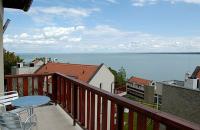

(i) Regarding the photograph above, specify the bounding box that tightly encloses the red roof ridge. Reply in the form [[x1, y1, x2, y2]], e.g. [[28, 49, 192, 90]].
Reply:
[[128, 76, 153, 86]]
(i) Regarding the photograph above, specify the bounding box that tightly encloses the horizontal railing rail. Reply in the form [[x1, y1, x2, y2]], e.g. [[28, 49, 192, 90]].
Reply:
[[5, 73, 200, 130]]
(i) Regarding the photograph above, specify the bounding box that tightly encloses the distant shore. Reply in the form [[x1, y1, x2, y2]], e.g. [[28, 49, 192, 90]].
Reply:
[[17, 52, 200, 55]]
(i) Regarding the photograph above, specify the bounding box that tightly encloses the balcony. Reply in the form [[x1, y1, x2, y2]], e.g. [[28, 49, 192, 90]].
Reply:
[[4, 73, 200, 130]]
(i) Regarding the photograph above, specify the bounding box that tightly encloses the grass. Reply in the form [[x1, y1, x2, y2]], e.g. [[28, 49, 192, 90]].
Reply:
[[123, 112, 153, 130], [123, 94, 161, 109]]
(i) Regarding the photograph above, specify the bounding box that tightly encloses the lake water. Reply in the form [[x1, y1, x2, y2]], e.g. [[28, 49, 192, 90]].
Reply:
[[18, 53, 200, 81]]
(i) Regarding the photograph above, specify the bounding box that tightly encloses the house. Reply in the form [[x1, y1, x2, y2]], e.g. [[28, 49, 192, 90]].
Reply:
[[184, 66, 200, 90], [126, 76, 155, 99], [35, 62, 115, 93], [11, 59, 44, 75], [126, 76, 163, 106]]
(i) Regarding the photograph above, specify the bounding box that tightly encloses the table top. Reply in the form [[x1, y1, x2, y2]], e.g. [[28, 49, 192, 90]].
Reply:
[[12, 96, 50, 108]]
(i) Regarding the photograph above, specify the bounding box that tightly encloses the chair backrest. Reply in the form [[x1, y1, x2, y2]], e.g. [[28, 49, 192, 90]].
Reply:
[[0, 112, 22, 129], [0, 91, 19, 106]]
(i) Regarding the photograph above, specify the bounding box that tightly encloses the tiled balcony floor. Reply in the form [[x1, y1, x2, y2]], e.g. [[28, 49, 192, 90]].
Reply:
[[34, 105, 82, 130]]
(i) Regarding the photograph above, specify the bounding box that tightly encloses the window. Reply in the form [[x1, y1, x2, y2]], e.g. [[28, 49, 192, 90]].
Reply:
[[100, 83, 102, 89]]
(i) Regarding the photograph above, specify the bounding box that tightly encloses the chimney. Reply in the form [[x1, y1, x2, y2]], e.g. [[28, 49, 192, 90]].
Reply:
[[17, 62, 23, 68], [44, 57, 48, 64], [185, 72, 190, 81]]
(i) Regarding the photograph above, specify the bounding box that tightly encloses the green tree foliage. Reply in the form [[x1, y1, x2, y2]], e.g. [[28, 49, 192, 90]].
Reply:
[[109, 66, 127, 86], [4, 49, 23, 75], [118, 66, 126, 85]]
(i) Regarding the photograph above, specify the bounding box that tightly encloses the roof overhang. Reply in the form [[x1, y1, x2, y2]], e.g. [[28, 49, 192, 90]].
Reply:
[[3, 0, 33, 12]]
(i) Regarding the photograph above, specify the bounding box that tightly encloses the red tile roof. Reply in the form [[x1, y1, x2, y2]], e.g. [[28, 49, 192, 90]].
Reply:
[[191, 66, 200, 79], [128, 76, 152, 86], [35, 62, 100, 82]]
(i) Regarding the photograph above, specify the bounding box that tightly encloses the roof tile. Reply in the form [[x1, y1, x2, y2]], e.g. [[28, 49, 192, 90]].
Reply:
[[128, 76, 152, 86], [35, 62, 99, 82]]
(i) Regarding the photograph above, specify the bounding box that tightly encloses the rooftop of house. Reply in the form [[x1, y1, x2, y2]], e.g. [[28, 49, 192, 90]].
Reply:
[[191, 66, 200, 79], [162, 80, 184, 86], [35, 62, 102, 82], [32, 59, 43, 64], [128, 76, 152, 86]]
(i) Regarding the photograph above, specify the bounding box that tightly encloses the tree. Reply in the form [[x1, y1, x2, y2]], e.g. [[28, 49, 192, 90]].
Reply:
[[117, 67, 126, 85], [109, 66, 127, 86], [4, 49, 23, 75]]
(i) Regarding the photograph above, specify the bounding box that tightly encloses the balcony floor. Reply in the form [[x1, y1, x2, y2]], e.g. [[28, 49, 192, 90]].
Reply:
[[33, 105, 82, 130]]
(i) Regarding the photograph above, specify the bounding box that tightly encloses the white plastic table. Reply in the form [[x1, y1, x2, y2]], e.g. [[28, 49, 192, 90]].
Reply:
[[12, 96, 50, 116]]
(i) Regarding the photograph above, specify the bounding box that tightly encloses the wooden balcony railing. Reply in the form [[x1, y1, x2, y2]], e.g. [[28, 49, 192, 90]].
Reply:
[[5, 73, 200, 130]]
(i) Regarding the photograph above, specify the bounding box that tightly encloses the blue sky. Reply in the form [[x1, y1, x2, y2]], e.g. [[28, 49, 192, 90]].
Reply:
[[3, 0, 200, 53]]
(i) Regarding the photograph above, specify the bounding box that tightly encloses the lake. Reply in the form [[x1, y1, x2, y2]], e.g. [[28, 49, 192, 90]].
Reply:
[[18, 53, 200, 81]]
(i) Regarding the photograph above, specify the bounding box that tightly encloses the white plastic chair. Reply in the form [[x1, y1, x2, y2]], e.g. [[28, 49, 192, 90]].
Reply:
[[0, 91, 27, 113], [0, 111, 38, 130]]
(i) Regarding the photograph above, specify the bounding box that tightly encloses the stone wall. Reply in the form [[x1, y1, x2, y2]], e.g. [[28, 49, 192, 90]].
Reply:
[[161, 84, 200, 124], [144, 85, 154, 104]]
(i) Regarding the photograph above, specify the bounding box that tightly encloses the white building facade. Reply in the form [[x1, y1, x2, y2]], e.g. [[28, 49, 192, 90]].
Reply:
[[11, 60, 44, 75]]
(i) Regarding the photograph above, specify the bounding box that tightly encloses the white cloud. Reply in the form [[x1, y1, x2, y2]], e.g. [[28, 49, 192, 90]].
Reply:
[[131, 0, 200, 6], [106, 0, 119, 4], [29, 7, 100, 18], [131, 0, 158, 6], [20, 6, 100, 25], [4, 25, 200, 53]]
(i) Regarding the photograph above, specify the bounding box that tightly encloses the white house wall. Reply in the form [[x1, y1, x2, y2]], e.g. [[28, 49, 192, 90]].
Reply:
[[11, 66, 41, 75], [89, 64, 114, 92]]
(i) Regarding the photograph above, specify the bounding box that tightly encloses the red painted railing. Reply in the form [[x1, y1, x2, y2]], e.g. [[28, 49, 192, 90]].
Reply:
[[5, 73, 200, 130]]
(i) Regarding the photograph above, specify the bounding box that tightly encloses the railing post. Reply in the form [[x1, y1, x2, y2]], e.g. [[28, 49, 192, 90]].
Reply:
[[72, 83, 78, 126], [128, 110, 134, 130], [63, 79, 66, 108], [38, 76, 44, 95], [102, 97, 108, 130], [16, 78, 19, 93], [110, 102, 115, 130], [137, 112, 147, 130], [87, 90, 91, 129], [32, 77, 34, 95], [23, 77, 28, 96], [153, 120, 160, 130], [97, 95, 101, 130], [67, 80, 71, 113], [46, 76, 49, 95], [52, 74, 58, 104], [81, 87, 85, 126], [7, 77, 13, 91], [90, 92, 95, 130], [166, 126, 177, 130], [116, 104, 124, 130]]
